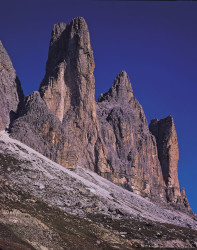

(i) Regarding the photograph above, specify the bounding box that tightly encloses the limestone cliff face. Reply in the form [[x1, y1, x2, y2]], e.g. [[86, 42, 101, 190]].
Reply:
[[10, 91, 64, 162], [8, 17, 190, 211], [149, 116, 179, 188], [149, 117, 190, 209], [39, 17, 96, 123], [10, 17, 98, 170], [96, 71, 166, 202], [40, 17, 97, 169], [0, 41, 24, 131]]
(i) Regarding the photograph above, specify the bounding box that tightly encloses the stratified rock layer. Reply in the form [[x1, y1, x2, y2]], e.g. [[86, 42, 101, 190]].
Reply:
[[0, 41, 24, 131]]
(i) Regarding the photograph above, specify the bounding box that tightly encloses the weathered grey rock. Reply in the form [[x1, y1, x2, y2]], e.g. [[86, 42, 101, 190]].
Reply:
[[149, 116, 179, 188], [98, 71, 133, 103], [149, 116, 190, 209], [39, 17, 98, 169], [10, 91, 77, 169], [1, 131, 197, 249], [0, 41, 24, 131], [10, 91, 62, 161], [9, 17, 191, 211], [10, 18, 98, 170], [96, 71, 166, 202]]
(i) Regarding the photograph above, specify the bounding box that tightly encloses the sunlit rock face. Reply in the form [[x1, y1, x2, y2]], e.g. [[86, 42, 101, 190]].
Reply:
[[8, 17, 191, 211], [40, 17, 96, 123], [38, 17, 98, 169], [10, 17, 99, 170], [96, 71, 166, 203], [149, 117, 190, 209], [0, 41, 24, 131]]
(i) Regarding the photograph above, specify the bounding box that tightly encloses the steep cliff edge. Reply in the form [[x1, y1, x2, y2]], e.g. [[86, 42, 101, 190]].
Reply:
[[10, 91, 65, 163], [149, 116, 190, 210], [0, 41, 24, 131], [39, 17, 98, 169], [7, 17, 191, 211], [96, 71, 166, 203]]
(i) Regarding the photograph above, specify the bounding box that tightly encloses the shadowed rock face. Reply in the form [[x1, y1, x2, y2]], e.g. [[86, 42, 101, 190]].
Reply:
[[10, 17, 98, 170], [39, 17, 98, 169], [8, 17, 191, 211], [39, 17, 96, 123], [149, 117, 190, 209], [98, 71, 134, 103], [149, 116, 179, 188], [96, 71, 166, 202], [0, 41, 24, 131], [10, 91, 64, 162]]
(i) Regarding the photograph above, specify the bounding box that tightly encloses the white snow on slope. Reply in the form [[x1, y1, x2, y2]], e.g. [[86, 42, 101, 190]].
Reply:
[[0, 131, 196, 230]]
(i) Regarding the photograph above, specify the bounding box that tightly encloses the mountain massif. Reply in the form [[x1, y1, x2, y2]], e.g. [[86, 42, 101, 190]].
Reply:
[[0, 17, 196, 248], [0, 17, 197, 249], [1, 17, 189, 211]]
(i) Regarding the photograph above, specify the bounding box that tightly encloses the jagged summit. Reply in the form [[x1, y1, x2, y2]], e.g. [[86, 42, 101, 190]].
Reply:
[[149, 115, 190, 208], [70, 16, 88, 29], [0, 17, 190, 213], [25, 16, 97, 169], [39, 16, 95, 122], [98, 71, 133, 103], [149, 115, 179, 188], [49, 17, 88, 49], [50, 22, 67, 45], [0, 16, 196, 250]]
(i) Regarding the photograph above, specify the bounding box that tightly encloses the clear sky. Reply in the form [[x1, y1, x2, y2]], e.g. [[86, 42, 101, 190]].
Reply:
[[0, 0, 196, 213]]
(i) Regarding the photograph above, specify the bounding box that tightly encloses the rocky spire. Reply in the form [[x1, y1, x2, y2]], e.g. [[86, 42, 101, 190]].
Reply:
[[149, 116, 179, 188], [96, 72, 166, 203], [149, 116, 190, 209], [39, 17, 97, 168], [39, 17, 96, 122], [8, 17, 191, 212], [0, 41, 24, 131], [98, 71, 133, 103]]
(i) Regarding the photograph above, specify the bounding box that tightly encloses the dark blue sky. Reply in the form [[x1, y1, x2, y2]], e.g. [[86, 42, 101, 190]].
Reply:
[[0, 0, 196, 213]]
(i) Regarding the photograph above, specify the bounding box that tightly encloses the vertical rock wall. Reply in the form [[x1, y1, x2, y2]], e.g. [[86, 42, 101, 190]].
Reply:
[[39, 17, 98, 169], [96, 71, 166, 202], [149, 117, 190, 209], [0, 41, 24, 131], [7, 17, 191, 211]]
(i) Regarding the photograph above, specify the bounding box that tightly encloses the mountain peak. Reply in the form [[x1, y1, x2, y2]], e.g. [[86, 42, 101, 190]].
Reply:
[[98, 71, 133, 103], [149, 115, 180, 189], [71, 16, 87, 26], [114, 70, 133, 90], [2, 17, 191, 215], [50, 17, 88, 45], [39, 16, 95, 122]]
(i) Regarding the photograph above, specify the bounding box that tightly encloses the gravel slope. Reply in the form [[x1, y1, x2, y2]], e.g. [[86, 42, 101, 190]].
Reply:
[[0, 131, 197, 249]]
